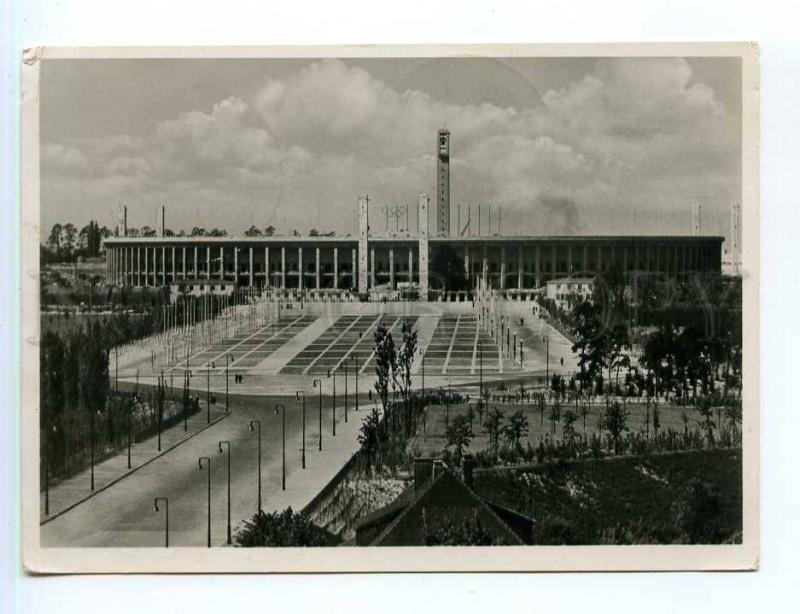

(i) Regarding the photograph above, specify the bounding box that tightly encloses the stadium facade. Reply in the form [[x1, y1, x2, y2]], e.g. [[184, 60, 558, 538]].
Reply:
[[103, 130, 723, 297]]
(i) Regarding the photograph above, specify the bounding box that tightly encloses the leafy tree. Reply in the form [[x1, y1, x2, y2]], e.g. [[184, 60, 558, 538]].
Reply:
[[548, 403, 560, 435], [358, 409, 383, 473], [264, 225, 276, 236], [244, 225, 262, 237], [483, 408, 504, 461], [562, 409, 579, 448], [47, 223, 63, 254], [570, 300, 608, 387], [393, 324, 418, 436], [696, 398, 716, 447], [652, 406, 661, 439], [372, 322, 396, 417], [502, 409, 529, 453], [725, 403, 742, 440], [62, 223, 77, 253], [680, 409, 690, 437], [309, 228, 320, 237], [602, 401, 629, 454], [579, 404, 590, 436], [446, 413, 473, 465], [235, 507, 338, 547], [190, 227, 207, 237]]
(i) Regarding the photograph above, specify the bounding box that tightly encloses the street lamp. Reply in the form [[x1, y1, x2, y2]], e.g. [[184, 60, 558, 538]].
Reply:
[[206, 361, 213, 424], [443, 383, 450, 432], [127, 392, 133, 469], [225, 353, 233, 413], [275, 404, 286, 490], [218, 440, 232, 545], [327, 369, 337, 437], [249, 420, 262, 512], [351, 354, 360, 413], [183, 370, 192, 431], [90, 409, 99, 492], [295, 391, 306, 469], [313, 379, 322, 451], [343, 360, 349, 424], [153, 496, 169, 548], [157, 372, 164, 452], [197, 456, 211, 547]]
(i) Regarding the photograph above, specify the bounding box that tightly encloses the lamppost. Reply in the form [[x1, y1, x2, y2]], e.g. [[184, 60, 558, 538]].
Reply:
[[295, 391, 306, 469], [157, 372, 164, 452], [153, 496, 169, 548], [275, 404, 286, 490], [313, 379, 322, 451], [114, 346, 119, 391], [225, 354, 233, 413], [183, 370, 192, 431], [206, 360, 212, 424], [420, 346, 427, 442], [327, 369, 336, 437], [351, 354, 359, 413], [443, 381, 450, 432], [249, 420, 262, 512], [90, 408, 98, 492], [343, 360, 349, 424], [197, 456, 211, 547], [218, 440, 232, 545], [420, 347, 425, 400], [127, 392, 133, 469]]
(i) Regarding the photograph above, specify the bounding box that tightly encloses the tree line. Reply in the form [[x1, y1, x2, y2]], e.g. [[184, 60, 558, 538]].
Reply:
[[562, 270, 742, 403], [43, 221, 109, 264]]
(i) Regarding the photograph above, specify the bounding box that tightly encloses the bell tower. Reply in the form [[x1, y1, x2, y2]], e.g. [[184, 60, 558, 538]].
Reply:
[[436, 128, 450, 236]]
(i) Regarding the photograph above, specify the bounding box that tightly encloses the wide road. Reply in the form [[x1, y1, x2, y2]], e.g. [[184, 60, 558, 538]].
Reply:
[[41, 391, 366, 547]]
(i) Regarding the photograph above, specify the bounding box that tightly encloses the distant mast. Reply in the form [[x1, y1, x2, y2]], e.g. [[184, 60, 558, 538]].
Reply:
[[731, 201, 741, 275], [436, 128, 450, 236]]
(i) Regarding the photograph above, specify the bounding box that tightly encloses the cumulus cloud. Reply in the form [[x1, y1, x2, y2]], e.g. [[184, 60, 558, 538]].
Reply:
[[41, 58, 738, 237]]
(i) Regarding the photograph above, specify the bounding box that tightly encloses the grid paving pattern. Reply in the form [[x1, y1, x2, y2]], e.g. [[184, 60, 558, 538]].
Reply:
[[169, 314, 317, 374], [420, 315, 501, 375], [280, 314, 419, 376]]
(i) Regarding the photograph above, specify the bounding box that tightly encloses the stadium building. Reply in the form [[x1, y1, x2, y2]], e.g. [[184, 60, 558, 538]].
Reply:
[[103, 129, 723, 299]]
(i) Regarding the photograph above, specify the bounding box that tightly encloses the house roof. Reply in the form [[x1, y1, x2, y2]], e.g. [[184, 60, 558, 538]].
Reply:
[[356, 463, 533, 546]]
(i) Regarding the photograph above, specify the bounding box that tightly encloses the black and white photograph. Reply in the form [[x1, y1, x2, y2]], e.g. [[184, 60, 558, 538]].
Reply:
[[20, 44, 759, 572]]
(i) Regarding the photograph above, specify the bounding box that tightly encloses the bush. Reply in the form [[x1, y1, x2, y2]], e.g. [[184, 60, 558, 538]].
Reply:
[[235, 507, 339, 547], [534, 514, 579, 545], [423, 510, 507, 546], [673, 479, 726, 544]]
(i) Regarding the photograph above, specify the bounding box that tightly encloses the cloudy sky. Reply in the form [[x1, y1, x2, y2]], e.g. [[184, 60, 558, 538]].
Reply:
[[40, 56, 741, 240]]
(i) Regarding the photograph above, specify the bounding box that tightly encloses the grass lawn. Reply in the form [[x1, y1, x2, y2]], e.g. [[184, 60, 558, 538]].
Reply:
[[472, 448, 742, 544]]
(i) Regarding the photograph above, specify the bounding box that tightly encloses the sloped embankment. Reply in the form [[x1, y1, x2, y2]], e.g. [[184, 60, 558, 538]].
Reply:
[[473, 448, 742, 545]]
